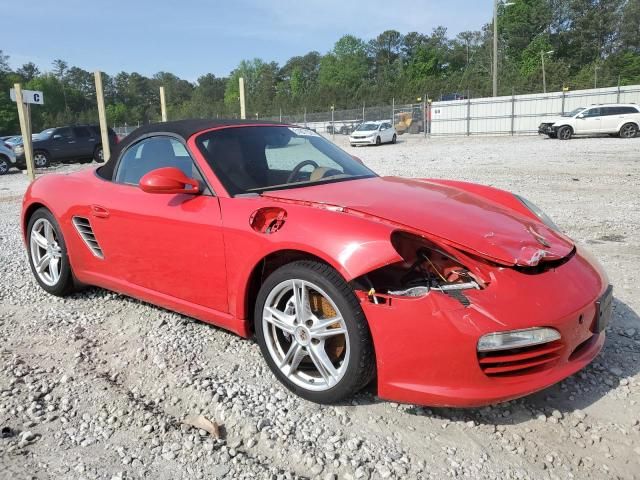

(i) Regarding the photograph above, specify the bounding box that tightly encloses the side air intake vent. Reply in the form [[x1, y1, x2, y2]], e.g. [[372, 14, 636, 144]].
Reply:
[[72, 217, 104, 259]]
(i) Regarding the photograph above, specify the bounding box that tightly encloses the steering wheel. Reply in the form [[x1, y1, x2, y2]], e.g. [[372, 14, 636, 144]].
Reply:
[[287, 160, 319, 183]]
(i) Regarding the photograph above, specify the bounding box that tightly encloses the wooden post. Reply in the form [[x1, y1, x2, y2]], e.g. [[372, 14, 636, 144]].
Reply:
[[94, 71, 111, 162], [159, 86, 167, 122], [239, 77, 246, 119], [14, 84, 35, 181]]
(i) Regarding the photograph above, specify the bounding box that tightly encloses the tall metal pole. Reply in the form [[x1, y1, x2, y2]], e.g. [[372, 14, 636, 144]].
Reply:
[[594, 66, 598, 89], [423, 94, 427, 138], [94, 71, 111, 163], [331, 106, 335, 139], [541, 52, 547, 94], [493, 0, 498, 97], [391, 97, 395, 123]]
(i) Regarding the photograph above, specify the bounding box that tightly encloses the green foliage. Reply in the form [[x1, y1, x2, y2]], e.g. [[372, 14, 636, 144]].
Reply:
[[1, 0, 640, 135]]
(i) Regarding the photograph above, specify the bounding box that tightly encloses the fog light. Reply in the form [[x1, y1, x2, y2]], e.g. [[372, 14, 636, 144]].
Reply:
[[477, 327, 561, 352]]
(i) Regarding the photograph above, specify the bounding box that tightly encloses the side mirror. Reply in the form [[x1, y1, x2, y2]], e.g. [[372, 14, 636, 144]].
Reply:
[[53, 134, 62, 139], [139, 167, 200, 195], [577, 114, 585, 119]]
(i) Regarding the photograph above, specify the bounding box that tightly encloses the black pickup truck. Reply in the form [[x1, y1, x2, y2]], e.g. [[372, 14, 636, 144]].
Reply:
[[14, 125, 118, 168]]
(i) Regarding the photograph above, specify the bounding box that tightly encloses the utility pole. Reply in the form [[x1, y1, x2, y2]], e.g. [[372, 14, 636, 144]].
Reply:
[[541, 50, 553, 94], [493, 0, 515, 97], [493, 0, 498, 97]]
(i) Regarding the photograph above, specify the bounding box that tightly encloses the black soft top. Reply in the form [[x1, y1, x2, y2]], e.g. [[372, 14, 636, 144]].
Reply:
[[98, 118, 284, 181]]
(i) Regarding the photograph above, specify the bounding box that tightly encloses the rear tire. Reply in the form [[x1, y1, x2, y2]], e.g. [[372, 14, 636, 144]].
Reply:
[[557, 126, 573, 140], [33, 150, 50, 168], [255, 260, 375, 404], [26, 208, 75, 297], [619, 123, 638, 139], [94, 146, 104, 163]]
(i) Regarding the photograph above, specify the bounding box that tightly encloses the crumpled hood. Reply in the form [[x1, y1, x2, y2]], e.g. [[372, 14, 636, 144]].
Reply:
[[263, 176, 574, 267]]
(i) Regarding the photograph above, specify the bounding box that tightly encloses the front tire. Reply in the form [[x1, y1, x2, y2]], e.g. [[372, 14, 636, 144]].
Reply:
[[33, 150, 50, 168], [255, 261, 375, 404], [27, 208, 75, 296], [375, 136, 381, 146], [0, 157, 10, 175], [391, 134, 397, 144], [557, 126, 573, 140], [619, 123, 638, 139]]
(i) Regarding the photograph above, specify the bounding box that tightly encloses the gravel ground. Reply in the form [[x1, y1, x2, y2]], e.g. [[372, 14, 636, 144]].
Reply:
[[1, 134, 639, 479]]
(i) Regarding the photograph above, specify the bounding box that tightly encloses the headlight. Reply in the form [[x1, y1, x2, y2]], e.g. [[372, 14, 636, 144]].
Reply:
[[515, 195, 559, 231], [14, 145, 24, 154], [477, 327, 561, 352]]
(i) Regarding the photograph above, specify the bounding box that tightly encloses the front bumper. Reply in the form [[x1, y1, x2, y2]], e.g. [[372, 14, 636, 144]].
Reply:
[[360, 246, 609, 407], [350, 136, 376, 145], [538, 123, 555, 135]]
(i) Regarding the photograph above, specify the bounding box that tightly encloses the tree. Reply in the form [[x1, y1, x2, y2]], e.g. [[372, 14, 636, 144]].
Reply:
[[17, 62, 40, 82]]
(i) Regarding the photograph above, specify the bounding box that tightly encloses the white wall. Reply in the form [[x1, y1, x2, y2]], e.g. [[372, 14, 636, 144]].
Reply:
[[430, 85, 640, 136]]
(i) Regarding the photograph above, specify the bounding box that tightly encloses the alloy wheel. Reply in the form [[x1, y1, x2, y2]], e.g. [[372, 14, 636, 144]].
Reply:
[[29, 218, 63, 286], [0, 159, 9, 175], [620, 124, 637, 138], [34, 153, 48, 168], [262, 279, 350, 391]]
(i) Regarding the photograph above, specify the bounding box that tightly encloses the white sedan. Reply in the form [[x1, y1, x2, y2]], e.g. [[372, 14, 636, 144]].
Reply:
[[350, 121, 397, 146]]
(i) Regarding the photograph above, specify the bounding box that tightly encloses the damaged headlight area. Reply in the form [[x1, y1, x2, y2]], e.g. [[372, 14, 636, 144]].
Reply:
[[353, 231, 484, 305]]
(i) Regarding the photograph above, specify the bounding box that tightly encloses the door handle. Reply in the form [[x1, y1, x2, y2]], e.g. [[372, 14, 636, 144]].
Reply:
[[91, 205, 110, 218]]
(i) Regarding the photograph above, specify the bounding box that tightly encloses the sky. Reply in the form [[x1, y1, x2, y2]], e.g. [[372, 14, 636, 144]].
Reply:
[[1, 0, 492, 81]]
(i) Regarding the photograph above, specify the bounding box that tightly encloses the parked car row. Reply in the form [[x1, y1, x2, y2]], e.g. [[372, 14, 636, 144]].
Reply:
[[539, 103, 640, 140], [0, 124, 118, 175]]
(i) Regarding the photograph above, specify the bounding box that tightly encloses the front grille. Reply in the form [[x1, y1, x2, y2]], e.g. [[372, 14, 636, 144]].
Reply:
[[478, 340, 563, 377], [72, 216, 104, 259]]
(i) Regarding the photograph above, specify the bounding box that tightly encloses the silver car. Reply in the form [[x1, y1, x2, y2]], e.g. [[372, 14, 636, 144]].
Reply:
[[0, 142, 17, 175]]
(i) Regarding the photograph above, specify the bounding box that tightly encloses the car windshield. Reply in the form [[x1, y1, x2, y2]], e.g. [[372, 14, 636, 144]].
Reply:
[[355, 122, 380, 132], [563, 107, 585, 117], [196, 126, 377, 195], [36, 128, 55, 140]]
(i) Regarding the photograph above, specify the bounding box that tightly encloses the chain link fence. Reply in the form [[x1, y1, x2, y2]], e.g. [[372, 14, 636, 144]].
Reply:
[[115, 84, 640, 139], [264, 85, 640, 137]]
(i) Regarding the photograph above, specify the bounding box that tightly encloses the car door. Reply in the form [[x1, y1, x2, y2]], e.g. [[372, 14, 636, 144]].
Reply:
[[575, 108, 601, 134], [72, 127, 96, 158], [48, 127, 79, 160], [89, 135, 228, 312], [383, 122, 394, 142]]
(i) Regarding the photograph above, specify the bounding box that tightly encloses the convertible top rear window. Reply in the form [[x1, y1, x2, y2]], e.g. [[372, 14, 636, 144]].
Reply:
[[195, 126, 376, 195]]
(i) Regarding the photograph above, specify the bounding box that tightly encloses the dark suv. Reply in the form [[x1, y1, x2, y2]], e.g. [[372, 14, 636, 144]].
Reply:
[[14, 125, 118, 168]]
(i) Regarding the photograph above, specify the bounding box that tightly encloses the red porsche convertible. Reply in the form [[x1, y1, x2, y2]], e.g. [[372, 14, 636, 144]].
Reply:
[[21, 120, 612, 407]]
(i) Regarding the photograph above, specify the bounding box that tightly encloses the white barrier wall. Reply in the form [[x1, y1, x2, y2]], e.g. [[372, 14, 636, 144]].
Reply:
[[430, 85, 640, 136]]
